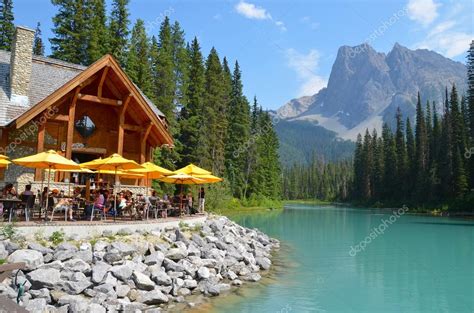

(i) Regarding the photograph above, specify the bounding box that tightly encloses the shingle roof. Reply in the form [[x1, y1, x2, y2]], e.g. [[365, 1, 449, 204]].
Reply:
[[0, 50, 165, 127]]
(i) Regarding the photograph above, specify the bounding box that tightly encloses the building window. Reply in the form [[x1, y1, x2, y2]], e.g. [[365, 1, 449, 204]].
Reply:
[[75, 115, 96, 138]]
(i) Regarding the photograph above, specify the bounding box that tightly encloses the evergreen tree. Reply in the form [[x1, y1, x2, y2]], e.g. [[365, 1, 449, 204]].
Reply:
[[225, 61, 250, 197], [126, 19, 151, 95], [382, 123, 397, 200], [108, 0, 130, 66], [467, 41, 474, 187], [33, 22, 44, 56], [50, 0, 89, 64], [395, 108, 407, 200], [86, 0, 108, 64], [415, 92, 428, 200], [179, 37, 206, 166], [204, 48, 227, 176], [0, 0, 14, 51]]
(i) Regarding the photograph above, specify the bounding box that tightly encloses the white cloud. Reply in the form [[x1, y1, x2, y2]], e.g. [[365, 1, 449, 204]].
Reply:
[[285, 48, 327, 96], [407, 0, 440, 26], [416, 27, 472, 58], [275, 20, 287, 32], [235, 1, 271, 20], [300, 16, 320, 30]]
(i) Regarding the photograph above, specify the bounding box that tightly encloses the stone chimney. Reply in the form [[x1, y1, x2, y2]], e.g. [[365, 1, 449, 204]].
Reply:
[[9, 26, 35, 106]]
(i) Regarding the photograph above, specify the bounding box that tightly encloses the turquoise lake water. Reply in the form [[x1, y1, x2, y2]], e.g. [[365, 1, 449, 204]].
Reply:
[[195, 204, 474, 313]]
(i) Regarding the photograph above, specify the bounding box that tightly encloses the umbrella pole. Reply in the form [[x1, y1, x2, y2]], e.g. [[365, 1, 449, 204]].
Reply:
[[114, 167, 117, 222], [45, 165, 51, 221]]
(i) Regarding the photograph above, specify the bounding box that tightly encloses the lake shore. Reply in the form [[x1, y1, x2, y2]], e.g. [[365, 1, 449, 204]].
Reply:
[[0, 215, 279, 312]]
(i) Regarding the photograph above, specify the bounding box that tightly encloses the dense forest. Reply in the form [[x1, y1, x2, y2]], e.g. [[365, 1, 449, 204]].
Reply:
[[0, 0, 281, 204]]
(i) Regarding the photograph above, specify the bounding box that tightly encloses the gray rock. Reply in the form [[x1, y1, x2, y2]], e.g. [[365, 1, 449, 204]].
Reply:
[[63, 258, 91, 273], [232, 279, 242, 286], [115, 284, 130, 298], [0, 283, 16, 298], [227, 270, 238, 280], [4, 240, 20, 254], [217, 283, 231, 292], [0, 243, 8, 259], [103, 248, 122, 263], [150, 269, 172, 286], [28, 243, 53, 255], [56, 242, 78, 252], [132, 271, 155, 291], [75, 249, 93, 263], [43, 253, 54, 263], [163, 258, 185, 272], [93, 240, 108, 252], [242, 273, 261, 282], [54, 249, 76, 261], [183, 279, 197, 289], [110, 242, 135, 256], [86, 303, 106, 313], [144, 251, 165, 266], [175, 229, 189, 244], [30, 288, 51, 302], [57, 294, 90, 312], [109, 263, 133, 281], [178, 287, 191, 296], [8, 249, 44, 270], [165, 241, 188, 261], [191, 234, 206, 247], [256, 256, 271, 270], [117, 228, 133, 236], [24, 298, 47, 313], [93, 283, 116, 297], [39, 260, 63, 270], [27, 268, 61, 289], [61, 279, 92, 295], [103, 272, 118, 285], [92, 261, 111, 284], [137, 289, 169, 304], [197, 267, 210, 279]]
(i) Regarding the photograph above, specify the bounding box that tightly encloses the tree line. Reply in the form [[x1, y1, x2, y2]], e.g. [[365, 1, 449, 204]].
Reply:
[[0, 0, 282, 201]]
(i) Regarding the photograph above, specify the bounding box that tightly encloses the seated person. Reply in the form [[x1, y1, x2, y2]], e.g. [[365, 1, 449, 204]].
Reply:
[[21, 184, 34, 197], [49, 197, 75, 221], [84, 190, 105, 218], [186, 193, 197, 215], [2, 183, 17, 198]]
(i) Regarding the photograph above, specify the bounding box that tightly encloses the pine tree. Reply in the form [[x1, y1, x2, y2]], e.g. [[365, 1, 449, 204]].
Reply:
[[225, 61, 250, 197], [108, 0, 130, 66], [382, 123, 397, 200], [353, 134, 364, 200], [33, 22, 44, 56], [50, 0, 89, 64], [126, 19, 151, 95], [395, 108, 407, 200], [179, 37, 206, 166], [86, 0, 108, 64], [0, 0, 14, 51], [204, 48, 228, 176], [415, 92, 428, 200], [467, 41, 474, 187]]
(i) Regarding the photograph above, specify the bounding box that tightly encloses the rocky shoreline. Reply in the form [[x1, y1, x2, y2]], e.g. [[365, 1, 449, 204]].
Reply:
[[0, 215, 279, 312]]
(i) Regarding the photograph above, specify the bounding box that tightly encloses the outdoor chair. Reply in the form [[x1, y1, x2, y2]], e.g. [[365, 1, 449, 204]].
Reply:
[[90, 204, 106, 221], [19, 194, 35, 222]]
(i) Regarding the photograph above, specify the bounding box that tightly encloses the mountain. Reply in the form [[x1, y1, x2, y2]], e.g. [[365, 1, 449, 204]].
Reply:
[[278, 43, 467, 141]]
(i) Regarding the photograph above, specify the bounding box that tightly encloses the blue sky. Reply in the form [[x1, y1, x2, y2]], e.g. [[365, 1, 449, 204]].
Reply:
[[13, 0, 473, 110]]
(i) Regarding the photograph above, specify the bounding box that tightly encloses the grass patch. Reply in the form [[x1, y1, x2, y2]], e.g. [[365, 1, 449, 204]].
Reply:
[[283, 199, 332, 205]]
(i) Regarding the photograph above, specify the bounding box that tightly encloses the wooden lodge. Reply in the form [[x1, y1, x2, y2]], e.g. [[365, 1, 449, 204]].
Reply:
[[0, 26, 173, 189]]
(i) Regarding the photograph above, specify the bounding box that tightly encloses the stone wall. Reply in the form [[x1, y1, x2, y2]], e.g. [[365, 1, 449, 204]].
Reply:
[[10, 26, 35, 102]]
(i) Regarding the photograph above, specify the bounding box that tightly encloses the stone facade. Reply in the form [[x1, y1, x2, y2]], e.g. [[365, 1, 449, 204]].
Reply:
[[9, 26, 35, 105]]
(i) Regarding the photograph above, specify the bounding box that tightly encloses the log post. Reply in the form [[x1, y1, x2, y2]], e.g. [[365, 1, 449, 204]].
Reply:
[[35, 121, 45, 181], [117, 94, 132, 155]]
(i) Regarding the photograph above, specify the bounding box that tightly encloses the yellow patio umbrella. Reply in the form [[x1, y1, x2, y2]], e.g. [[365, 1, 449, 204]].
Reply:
[[159, 173, 205, 213], [173, 163, 211, 176], [194, 174, 223, 183], [0, 154, 11, 168], [97, 169, 145, 179], [80, 153, 143, 220], [128, 162, 173, 195], [13, 150, 81, 217]]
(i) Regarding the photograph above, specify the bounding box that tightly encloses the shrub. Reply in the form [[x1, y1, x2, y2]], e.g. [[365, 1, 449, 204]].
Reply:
[[50, 230, 65, 246]]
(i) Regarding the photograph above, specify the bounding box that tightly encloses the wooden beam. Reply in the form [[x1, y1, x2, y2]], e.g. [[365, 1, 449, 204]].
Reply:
[[140, 123, 153, 164], [104, 78, 122, 99], [78, 94, 122, 106], [97, 66, 109, 98], [49, 114, 69, 122], [117, 94, 132, 155], [35, 122, 45, 180], [122, 124, 142, 132], [66, 88, 80, 160]]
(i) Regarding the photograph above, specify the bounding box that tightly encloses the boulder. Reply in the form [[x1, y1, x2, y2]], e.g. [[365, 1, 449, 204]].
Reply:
[[132, 271, 155, 291], [54, 249, 76, 262], [103, 248, 122, 263], [165, 242, 188, 261], [63, 258, 91, 273], [27, 268, 62, 289], [29, 288, 51, 302], [256, 256, 271, 270], [242, 273, 261, 282], [93, 240, 108, 252], [75, 250, 93, 263], [8, 249, 44, 270], [150, 269, 172, 286], [183, 279, 197, 289], [24, 298, 47, 313], [28, 243, 53, 255], [137, 289, 169, 304], [191, 234, 206, 247], [115, 284, 131, 298], [109, 264, 133, 281], [38, 260, 63, 270], [163, 258, 185, 272], [86, 303, 106, 313], [197, 267, 210, 280], [144, 251, 165, 266], [0, 243, 8, 259], [91, 261, 111, 284], [61, 279, 92, 295], [109, 242, 135, 256]]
